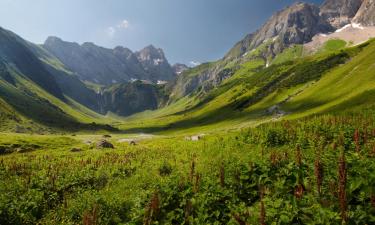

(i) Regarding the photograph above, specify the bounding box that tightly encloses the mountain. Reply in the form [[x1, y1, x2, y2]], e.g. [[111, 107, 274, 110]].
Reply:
[[172, 63, 189, 75], [99, 80, 167, 116], [171, 0, 375, 100], [43, 37, 176, 85], [1, 0, 375, 133], [135, 45, 175, 81], [353, 0, 375, 25], [43, 37, 146, 85], [172, 2, 335, 100], [0, 28, 63, 99], [320, 0, 364, 28], [226, 2, 333, 60], [0, 27, 114, 132]]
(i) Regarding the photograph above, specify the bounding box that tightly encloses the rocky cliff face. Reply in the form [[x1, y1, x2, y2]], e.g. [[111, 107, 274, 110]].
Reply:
[[100, 81, 167, 116], [252, 3, 332, 49], [226, 3, 333, 60], [320, 0, 364, 28], [135, 45, 175, 81], [353, 0, 375, 25], [172, 63, 189, 75], [43, 37, 176, 85]]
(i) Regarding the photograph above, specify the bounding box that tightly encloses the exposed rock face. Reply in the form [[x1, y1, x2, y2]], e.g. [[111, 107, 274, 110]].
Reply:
[[320, 0, 364, 28], [135, 45, 175, 81], [253, 3, 332, 48], [43, 37, 176, 85], [99, 81, 167, 116], [353, 0, 375, 25], [226, 3, 333, 60], [172, 63, 189, 75]]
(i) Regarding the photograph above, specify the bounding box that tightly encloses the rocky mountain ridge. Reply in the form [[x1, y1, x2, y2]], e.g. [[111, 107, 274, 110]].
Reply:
[[43, 37, 177, 85]]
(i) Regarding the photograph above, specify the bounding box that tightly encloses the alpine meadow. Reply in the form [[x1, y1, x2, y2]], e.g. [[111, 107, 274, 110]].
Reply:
[[0, 0, 375, 224]]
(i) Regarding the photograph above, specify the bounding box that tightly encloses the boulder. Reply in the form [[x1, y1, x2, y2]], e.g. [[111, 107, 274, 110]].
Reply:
[[70, 148, 82, 152], [97, 140, 114, 149]]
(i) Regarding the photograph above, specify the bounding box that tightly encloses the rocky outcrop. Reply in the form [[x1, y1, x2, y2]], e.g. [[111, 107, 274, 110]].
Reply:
[[252, 3, 332, 49], [226, 3, 333, 60], [320, 0, 364, 28], [99, 81, 167, 116], [172, 63, 189, 75], [135, 45, 175, 81], [353, 0, 375, 26], [97, 140, 114, 149]]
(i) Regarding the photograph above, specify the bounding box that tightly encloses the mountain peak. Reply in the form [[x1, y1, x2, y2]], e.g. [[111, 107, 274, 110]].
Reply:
[[226, 1, 333, 60], [136, 45, 166, 61], [44, 36, 63, 44]]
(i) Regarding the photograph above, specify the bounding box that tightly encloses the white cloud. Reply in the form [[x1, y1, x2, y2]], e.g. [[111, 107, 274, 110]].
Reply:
[[117, 20, 130, 29], [107, 26, 116, 38], [189, 61, 201, 67], [106, 20, 130, 38]]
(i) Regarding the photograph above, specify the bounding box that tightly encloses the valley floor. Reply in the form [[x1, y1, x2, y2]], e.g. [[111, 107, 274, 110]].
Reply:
[[1, 106, 375, 224]]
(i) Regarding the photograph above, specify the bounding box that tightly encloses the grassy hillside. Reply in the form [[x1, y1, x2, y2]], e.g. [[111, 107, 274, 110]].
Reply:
[[0, 62, 117, 133], [118, 39, 375, 134]]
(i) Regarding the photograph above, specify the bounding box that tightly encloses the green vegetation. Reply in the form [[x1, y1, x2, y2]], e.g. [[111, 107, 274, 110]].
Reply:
[[272, 45, 303, 65], [116, 39, 374, 135], [0, 107, 374, 224], [320, 39, 347, 53]]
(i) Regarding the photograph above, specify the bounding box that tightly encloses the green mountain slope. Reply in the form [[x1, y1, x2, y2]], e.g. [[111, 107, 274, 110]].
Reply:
[[0, 27, 116, 132], [119, 39, 375, 134]]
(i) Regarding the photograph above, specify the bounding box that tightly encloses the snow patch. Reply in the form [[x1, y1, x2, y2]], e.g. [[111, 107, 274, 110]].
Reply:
[[335, 24, 351, 33], [153, 58, 164, 65], [352, 23, 364, 30], [157, 80, 167, 85], [336, 23, 364, 33]]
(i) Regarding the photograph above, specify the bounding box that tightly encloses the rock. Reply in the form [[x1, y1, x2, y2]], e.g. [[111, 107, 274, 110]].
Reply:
[[185, 134, 206, 141], [353, 0, 375, 26], [96, 140, 114, 149], [15, 148, 34, 153], [191, 136, 201, 141], [320, 0, 364, 28], [70, 148, 82, 152], [172, 63, 189, 75], [43, 37, 176, 86], [135, 45, 175, 81]]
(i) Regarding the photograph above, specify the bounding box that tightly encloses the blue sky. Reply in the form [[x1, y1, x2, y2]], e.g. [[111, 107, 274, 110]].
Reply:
[[0, 0, 323, 65]]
